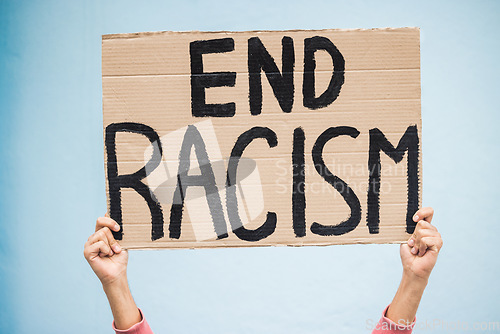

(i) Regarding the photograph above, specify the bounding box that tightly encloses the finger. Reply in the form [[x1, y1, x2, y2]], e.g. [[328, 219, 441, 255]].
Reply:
[[407, 237, 415, 247], [408, 223, 433, 246], [96, 216, 120, 233], [84, 240, 112, 261], [99, 226, 122, 254], [87, 229, 114, 256], [418, 220, 437, 232], [412, 224, 441, 255], [417, 238, 428, 257], [409, 223, 422, 246], [411, 246, 418, 255], [87, 228, 108, 245], [411, 221, 437, 242], [413, 207, 434, 224], [420, 236, 443, 254], [414, 226, 438, 240], [412, 235, 442, 257]]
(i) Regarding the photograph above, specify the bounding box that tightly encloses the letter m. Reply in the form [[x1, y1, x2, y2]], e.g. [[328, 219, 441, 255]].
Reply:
[[367, 125, 420, 234]]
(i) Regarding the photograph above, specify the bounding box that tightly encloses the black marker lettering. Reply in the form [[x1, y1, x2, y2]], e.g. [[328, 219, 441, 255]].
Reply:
[[303, 36, 345, 110], [169, 125, 228, 239], [310, 126, 361, 236], [226, 127, 278, 241], [248, 36, 294, 115], [105, 122, 164, 241], [190, 38, 236, 117], [367, 125, 420, 234], [292, 127, 306, 237]]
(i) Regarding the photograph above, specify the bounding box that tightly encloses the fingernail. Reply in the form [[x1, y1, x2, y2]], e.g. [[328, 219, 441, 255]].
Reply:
[[411, 247, 418, 255], [114, 224, 120, 231], [408, 238, 415, 247], [413, 214, 419, 222], [112, 244, 121, 253]]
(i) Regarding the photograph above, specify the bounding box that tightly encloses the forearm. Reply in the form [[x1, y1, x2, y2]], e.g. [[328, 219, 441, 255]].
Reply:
[[103, 275, 142, 330], [386, 272, 428, 325]]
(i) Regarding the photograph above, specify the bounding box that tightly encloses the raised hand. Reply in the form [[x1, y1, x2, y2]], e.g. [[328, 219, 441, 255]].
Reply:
[[384, 207, 443, 326], [84, 216, 128, 286], [400, 207, 443, 281]]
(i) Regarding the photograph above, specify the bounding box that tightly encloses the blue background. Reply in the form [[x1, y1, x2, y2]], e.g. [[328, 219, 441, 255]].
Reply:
[[1, 0, 499, 333]]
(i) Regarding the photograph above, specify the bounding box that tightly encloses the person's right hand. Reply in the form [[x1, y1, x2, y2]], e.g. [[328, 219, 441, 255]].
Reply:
[[83, 216, 128, 286]]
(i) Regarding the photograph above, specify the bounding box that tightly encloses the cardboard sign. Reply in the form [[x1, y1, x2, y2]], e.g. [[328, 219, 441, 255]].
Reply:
[[102, 28, 422, 249]]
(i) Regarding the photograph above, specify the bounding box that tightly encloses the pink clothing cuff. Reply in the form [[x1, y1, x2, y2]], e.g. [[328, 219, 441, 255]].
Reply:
[[112, 309, 153, 334], [372, 305, 415, 334]]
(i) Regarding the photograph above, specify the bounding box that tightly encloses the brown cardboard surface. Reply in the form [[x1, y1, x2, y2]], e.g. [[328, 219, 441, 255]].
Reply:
[[102, 27, 422, 249]]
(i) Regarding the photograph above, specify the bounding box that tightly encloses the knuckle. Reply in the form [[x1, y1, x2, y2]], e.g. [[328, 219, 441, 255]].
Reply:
[[104, 227, 116, 239], [104, 228, 116, 244], [413, 224, 421, 233], [97, 229, 106, 239], [423, 229, 434, 237], [418, 221, 431, 230], [97, 240, 108, 250]]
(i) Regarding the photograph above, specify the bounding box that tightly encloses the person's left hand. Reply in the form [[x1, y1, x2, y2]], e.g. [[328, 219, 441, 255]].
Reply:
[[400, 207, 443, 281]]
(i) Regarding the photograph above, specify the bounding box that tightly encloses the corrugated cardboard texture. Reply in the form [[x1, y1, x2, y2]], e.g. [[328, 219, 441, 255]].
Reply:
[[102, 28, 422, 249]]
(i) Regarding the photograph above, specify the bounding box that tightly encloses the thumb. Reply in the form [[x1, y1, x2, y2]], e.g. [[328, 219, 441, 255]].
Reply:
[[400, 242, 412, 255]]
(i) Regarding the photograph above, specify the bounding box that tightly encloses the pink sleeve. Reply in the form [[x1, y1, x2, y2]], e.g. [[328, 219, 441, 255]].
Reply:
[[112, 309, 154, 334], [371, 305, 415, 334]]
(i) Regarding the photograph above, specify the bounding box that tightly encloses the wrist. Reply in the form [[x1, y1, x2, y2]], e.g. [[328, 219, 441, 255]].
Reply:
[[402, 269, 429, 288], [102, 272, 129, 295]]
